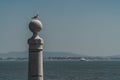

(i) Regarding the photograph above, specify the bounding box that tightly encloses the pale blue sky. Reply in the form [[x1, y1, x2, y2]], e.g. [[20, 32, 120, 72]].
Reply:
[[0, 0, 120, 56]]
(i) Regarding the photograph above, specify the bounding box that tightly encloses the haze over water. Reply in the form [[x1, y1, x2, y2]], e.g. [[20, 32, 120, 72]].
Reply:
[[1, 1, 120, 56], [1, 1, 120, 80]]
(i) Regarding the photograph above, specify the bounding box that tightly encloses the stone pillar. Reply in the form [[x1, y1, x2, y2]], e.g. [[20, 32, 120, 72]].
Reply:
[[28, 16, 43, 80]]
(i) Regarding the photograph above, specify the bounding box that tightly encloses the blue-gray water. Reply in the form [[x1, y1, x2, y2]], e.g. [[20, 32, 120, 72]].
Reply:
[[0, 61, 120, 80]]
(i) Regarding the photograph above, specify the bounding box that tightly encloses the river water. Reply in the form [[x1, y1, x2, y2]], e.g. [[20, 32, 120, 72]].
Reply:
[[0, 61, 120, 80]]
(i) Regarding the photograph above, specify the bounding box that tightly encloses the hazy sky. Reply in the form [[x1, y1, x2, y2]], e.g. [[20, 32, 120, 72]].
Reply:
[[0, 0, 120, 56]]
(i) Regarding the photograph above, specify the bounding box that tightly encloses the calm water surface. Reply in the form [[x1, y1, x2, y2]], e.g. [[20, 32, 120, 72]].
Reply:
[[0, 61, 120, 80]]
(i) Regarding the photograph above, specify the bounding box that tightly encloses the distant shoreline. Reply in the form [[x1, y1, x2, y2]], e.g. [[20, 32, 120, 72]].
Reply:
[[0, 57, 120, 61]]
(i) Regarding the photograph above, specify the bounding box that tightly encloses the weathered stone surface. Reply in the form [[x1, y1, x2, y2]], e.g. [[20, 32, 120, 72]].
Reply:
[[28, 16, 43, 80]]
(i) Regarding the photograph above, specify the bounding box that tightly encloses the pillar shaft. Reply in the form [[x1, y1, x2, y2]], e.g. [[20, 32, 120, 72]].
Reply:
[[28, 35, 44, 80]]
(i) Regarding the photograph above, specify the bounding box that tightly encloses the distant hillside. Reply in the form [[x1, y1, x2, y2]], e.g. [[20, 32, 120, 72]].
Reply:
[[43, 52, 83, 57], [110, 55, 120, 58], [0, 51, 83, 58], [0, 51, 28, 58]]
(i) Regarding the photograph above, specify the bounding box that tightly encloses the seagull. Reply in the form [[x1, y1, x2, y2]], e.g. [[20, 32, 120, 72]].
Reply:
[[32, 14, 39, 19]]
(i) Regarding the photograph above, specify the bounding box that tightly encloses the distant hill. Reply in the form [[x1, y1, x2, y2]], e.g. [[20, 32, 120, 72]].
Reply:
[[109, 55, 120, 58], [43, 52, 84, 57], [0, 51, 83, 58], [4, 51, 120, 58], [0, 51, 28, 58]]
